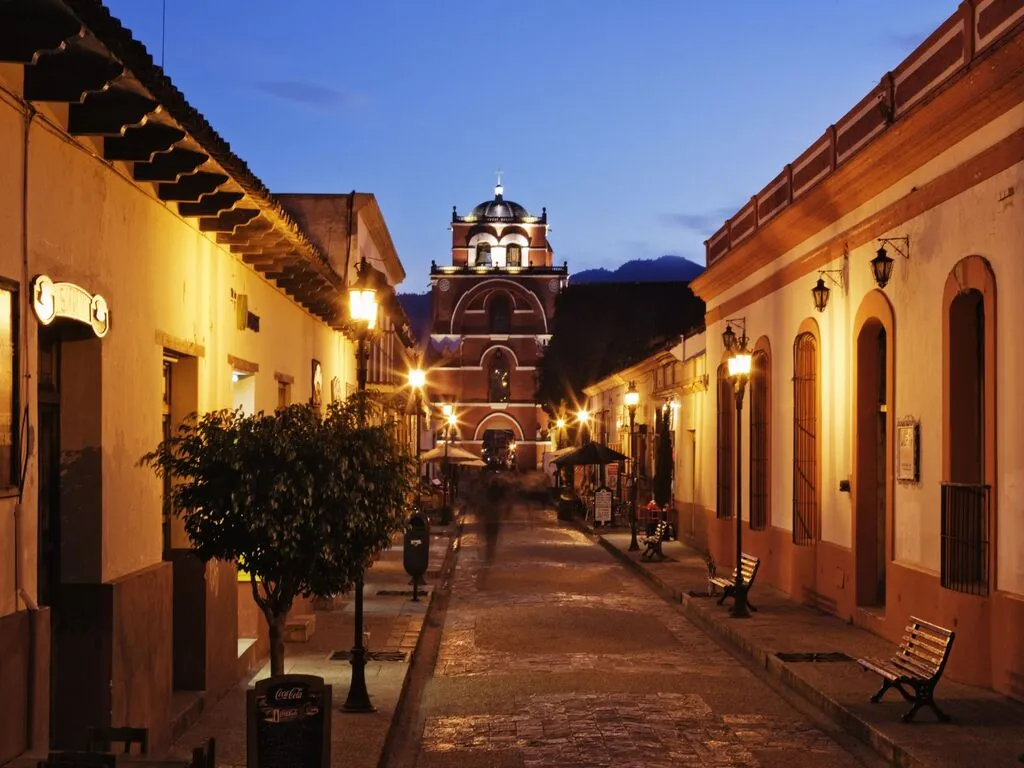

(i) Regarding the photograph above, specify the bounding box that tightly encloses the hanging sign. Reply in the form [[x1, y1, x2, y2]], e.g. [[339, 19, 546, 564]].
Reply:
[[31, 274, 110, 337]]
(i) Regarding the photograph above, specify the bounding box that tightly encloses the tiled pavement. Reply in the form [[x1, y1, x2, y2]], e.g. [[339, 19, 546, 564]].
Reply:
[[590, 526, 1024, 768], [416, 507, 871, 768]]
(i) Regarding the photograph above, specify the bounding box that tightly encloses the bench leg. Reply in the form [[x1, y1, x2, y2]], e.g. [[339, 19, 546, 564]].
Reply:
[[870, 677, 896, 704], [746, 597, 758, 612], [902, 683, 950, 723], [717, 586, 732, 606]]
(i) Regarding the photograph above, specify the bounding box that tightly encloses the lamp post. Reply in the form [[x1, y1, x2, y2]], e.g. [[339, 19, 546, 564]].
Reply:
[[724, 323, 753, 619], [625, 382, 640, 552], [344, 258, 379, 712], [409, 367, 426, 508], [576, 409, 590, 445], [440, 404, 455, 525]]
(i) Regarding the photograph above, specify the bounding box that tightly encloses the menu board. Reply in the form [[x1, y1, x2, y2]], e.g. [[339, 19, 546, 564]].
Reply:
[[247, 674, 331, 768], [595, 487, 612, 523]]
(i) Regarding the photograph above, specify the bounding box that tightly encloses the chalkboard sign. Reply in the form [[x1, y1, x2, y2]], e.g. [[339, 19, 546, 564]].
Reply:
[[247, 674, 331, 768], [595, 487, 612, 523]]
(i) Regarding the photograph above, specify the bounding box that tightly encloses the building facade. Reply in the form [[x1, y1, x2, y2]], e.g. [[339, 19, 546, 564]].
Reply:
[[691, 1, 1024, 697], [427, 181, 567, 470], [0, 1, 411, 760]]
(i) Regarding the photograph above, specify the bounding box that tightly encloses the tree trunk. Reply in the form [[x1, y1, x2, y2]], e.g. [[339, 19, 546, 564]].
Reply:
[[268, 612, 286, 677]]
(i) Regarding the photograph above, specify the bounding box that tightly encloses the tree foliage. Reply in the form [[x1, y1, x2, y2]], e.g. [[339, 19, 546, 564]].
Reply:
[[140, 395, 415, 674]]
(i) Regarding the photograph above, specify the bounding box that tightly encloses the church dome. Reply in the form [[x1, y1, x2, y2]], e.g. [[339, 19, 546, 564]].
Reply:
[[467, 181, 531, 222]]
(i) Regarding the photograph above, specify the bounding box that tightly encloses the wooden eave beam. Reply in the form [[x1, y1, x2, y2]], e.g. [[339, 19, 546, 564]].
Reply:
[[134, 148, 208, 182], [68, 87, 158, 135], [177, 191, 244, 217], [105, 122, 185, 161], [0, 1, 83, 63], [197, 208, 261, 233], [158, 171, 229, 202], [24, 46, 123, 102]]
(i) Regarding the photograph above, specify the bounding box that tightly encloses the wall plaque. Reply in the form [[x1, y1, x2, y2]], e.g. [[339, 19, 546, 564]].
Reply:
[[247, 674, 331, 768], [595, 487, 612, 524], [31, 274, 109, 337], [896, 417, 920, 483]]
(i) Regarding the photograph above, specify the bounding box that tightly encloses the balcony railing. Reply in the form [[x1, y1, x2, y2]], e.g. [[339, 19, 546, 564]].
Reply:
[[940, 482, 990, 596], [430, 262, 568, 276]]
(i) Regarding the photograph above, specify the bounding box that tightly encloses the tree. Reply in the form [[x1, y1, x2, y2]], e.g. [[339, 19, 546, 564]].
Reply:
[[141, 395, 414, 676], [653, 407, 673, 508]]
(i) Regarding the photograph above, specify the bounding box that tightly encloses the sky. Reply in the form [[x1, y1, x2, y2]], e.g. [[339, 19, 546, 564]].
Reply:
[[104, 0, 958, 293]]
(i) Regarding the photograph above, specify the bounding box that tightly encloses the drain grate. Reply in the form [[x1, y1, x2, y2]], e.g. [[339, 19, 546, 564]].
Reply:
[[330, 650, 408, 662], [377, 589, 431, 597], [776, 651, 853, 663]]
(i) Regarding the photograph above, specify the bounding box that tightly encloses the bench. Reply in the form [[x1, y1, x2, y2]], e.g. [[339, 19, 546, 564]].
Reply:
[[709, 553, 761, 611], [640, 520, 668, 560], [857, 616, 955, 722]]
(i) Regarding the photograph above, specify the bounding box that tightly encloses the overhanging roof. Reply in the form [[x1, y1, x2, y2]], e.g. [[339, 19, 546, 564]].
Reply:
[[0, 0, 361, 328]]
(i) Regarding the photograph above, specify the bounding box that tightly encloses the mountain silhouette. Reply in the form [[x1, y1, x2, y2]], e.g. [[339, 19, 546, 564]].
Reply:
[[571, 255, 704, 284]]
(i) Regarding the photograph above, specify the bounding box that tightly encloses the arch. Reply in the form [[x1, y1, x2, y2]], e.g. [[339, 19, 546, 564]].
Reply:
[[449, 279, 548, 333], [792, 317, 821, 545], [481, 344, 520, 369], [466, 225, 499, 243], [473, 411, 526, 441], [941, 255, 996, 593], [749, 335, 772, 531], [852, 289, 895, 607], [497, 225, 530, 242]]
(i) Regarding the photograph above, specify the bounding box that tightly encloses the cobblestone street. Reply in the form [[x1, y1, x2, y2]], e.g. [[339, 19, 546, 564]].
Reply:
[[410, 498, 879, 768]]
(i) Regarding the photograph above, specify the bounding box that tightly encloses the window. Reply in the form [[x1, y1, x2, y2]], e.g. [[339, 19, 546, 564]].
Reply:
[[793, 332, 819, 544], [942, 286, 989, 594], [488, 349, 510, 403], [0, 284, 17, 488], [476, 243, 492, 266], [506, 244, 522, 267], [489, 294, 511, 333], [749, 349, 769, 530], [716, 363, 733, 519], [277, 380, 291, 409]]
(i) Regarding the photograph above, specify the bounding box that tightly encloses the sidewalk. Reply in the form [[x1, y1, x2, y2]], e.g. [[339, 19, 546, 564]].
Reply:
[[586, 522, 1024, 768], [167, 519, 457, 768]]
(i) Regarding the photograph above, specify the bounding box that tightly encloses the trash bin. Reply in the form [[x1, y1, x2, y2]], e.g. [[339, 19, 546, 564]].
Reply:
[[404, 514, 430, 600]]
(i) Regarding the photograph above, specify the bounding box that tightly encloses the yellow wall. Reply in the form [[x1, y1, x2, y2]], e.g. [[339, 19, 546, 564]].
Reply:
[[0, 87, 359, 611]]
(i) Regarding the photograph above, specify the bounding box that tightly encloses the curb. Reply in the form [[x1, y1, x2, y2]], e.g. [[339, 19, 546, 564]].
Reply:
[[584, 521, 926, 768]]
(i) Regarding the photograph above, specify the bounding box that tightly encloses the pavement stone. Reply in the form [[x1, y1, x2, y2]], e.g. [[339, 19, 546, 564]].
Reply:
[[588, 524, 1024, 768]]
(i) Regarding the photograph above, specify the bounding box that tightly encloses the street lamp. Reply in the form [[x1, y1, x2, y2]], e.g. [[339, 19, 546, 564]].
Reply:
[[440, 404, 456, 525], [624, 382, 641, 552], [724, 322, 753, 619], [408, 367, 426, 508], [344, 257, 378, 712], [576, 409, 590, 445]]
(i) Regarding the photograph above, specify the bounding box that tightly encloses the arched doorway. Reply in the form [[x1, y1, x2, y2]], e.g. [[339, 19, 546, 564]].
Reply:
[[853, 291, 894, 610]]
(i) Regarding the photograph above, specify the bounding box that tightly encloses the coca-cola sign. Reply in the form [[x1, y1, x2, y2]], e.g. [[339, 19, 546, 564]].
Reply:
[[248, 674, 331, 768]]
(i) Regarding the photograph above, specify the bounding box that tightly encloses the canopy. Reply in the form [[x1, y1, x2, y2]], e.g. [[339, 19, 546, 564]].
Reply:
[[420, 444, 479, 463], [552, 442, 628, 467], [462, 458, 487, 468]]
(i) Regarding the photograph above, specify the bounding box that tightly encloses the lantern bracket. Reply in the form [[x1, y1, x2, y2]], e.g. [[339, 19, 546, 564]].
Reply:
[[877, 236, 910, 261]]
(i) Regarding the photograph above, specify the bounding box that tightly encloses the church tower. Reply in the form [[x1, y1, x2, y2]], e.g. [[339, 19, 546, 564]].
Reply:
[[428, 178, 567, 470]]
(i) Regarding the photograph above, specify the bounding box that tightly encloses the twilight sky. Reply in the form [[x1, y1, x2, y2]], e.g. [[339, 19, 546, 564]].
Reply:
[[104, 1, 957, 292]]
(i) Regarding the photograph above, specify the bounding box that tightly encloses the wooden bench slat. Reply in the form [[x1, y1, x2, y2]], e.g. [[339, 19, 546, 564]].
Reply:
[[903, 626, 953, 649], [908, 617, 954, 637], [891, 656, 938, 680], [901, 641, 947, 667]]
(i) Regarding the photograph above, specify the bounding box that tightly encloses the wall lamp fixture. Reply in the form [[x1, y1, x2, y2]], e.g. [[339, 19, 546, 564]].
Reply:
[[812, 249, 848, 313], [721, 317, 748, 353], [872, 236, 910, 289]]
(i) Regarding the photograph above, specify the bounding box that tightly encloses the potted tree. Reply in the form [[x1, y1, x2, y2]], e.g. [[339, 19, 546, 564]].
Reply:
[[141, 395, 414, 676]]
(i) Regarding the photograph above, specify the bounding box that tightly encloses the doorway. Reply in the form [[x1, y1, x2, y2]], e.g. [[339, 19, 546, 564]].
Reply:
[[855, 321, 887, 608]]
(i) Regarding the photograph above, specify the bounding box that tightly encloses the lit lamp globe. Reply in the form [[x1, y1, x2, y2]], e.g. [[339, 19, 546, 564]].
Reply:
[[624, 387, 640, 412], [408, 368, 426, 389], [728, 349, 753, 379], [556, 418, 566, 430], [348, 263, 378, 327], [577, 409, 590, 424]]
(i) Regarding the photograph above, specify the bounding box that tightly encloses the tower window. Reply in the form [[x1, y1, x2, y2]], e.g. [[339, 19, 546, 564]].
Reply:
[[506, 244, 522, 267], [489, 350, 510, 403], [476, 243, 492, 266]]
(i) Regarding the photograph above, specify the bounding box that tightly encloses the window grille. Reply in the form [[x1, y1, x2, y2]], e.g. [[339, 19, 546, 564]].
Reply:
[[749, 350, 769, 530], [716, 364, 733, 519], [792, 332, 818, 544], [941, 483, 990, 595]]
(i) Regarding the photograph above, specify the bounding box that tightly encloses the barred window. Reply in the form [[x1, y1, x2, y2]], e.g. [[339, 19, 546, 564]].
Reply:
[[793, 332, 818, 544], [749, 349, 769, 530], [0, 284, 17, 488], [716, 364, 734, 519]]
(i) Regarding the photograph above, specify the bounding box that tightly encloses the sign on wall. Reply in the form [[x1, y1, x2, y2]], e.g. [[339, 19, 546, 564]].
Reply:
[[896, 417, 920, 483], [31, 274, 109, 337]]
